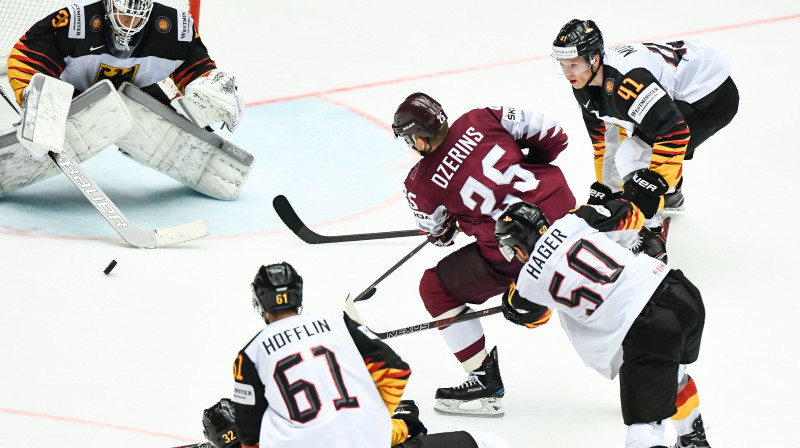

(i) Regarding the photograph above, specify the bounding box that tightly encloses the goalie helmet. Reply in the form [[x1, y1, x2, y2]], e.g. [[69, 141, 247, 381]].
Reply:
[[103, 0, 154, 56], [494, 202, 550, 262], [552, 19, 604, 61], [202, 399, 241, 448], [392, 93, 448, 152], [251, 262, 303, 321]]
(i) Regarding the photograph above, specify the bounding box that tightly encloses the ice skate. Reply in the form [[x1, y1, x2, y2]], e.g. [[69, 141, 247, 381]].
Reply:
[[434, 346, 505, 418], [632, 217, 670, 263], [674, 415, 710, 448], [664, 178, 686, 212]]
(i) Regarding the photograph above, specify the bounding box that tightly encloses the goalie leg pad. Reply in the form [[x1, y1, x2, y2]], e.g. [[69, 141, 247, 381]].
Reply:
[[117, 82, 254, 200], [0, 80, 133, 197]]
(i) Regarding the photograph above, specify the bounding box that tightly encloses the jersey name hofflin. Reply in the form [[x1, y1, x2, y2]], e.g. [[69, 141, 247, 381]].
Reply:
[[525, 229, 568, 280], [261, 319, 332, 355]]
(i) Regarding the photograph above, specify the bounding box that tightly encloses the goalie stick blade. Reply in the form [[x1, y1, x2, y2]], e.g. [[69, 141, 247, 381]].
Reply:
[[272, 195, 424, 244], [49, 152, 210, 249], [156, 219, 210, 247]]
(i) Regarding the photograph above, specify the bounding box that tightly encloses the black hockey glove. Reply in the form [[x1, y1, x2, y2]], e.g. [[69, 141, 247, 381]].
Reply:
[[621, 169, 669, 218], [501, 284, 552, 329], [587, 181, 616, 205], [393, 400, 428, 439], [202, 398, 241, 448]]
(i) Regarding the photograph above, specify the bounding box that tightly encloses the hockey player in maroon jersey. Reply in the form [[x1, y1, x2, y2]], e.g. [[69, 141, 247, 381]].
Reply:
[[391, 93, 576, 417], [551, 19, 739, 262], [224, 262, 511, 448], [494, 200, 710, 448]]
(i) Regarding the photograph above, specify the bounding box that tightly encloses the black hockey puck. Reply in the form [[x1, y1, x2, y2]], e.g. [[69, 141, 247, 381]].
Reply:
[[104, 260, 117, 275]]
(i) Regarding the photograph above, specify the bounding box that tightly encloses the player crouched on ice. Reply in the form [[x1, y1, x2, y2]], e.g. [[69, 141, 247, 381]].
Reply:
[[494, 200, 710, 448], [1, 0, 253, 200]]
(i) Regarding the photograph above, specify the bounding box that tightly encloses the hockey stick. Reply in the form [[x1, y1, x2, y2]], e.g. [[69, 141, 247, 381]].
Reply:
[[345, 294, 502, 340], [49, 151, 210, 248], [0, 84, 209, 248], [273, 195, 424, 244], [169, 443, 212, 448], [353, 239, 428, 302]]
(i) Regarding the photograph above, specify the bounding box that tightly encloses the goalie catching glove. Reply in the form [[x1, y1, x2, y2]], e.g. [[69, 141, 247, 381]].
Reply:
[[501, 283, 552, 329], [172, 70, 244, 131]]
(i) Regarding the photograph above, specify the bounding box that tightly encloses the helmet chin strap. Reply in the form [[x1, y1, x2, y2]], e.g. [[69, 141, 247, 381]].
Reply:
[[581, 54, 602, 89]]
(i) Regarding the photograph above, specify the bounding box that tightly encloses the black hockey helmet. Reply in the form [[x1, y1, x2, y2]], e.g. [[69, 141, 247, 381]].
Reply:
[[495, 202, 550, 262], [201, 398, 241, 448], [392, 93, 448, 151], [552, 19, 604, 61], [251, 262, 303, 319]]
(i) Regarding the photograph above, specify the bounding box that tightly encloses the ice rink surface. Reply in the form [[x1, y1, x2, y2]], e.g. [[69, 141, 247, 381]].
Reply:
[[1, 1, 799, 446]]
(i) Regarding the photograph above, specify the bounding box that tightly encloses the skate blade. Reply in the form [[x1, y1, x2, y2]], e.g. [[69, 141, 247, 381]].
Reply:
[[434, 397, 504, 418], [663, 205, 687, 215]]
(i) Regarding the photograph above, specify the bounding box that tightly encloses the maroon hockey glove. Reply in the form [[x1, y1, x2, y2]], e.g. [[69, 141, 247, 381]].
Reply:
[[427, 220, 458, 247], [622, 169, 668, 218]]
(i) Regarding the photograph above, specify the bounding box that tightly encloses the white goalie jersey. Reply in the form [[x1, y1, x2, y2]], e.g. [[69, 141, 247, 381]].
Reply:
[[513, 201, 670, 379]]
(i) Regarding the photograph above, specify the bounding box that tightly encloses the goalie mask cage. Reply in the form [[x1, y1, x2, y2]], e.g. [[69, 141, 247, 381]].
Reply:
[[0, 0, 201, 73]]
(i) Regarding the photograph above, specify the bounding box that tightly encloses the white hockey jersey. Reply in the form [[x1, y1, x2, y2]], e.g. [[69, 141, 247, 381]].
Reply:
[[513, 201, 670, 378], [232, 311, 410, 448]]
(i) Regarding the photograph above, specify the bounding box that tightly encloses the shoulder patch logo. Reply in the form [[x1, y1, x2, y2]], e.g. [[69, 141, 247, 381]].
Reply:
[[156, 16, 172, 33], [604, 78, 615, 95], [90, 15, 103, 32]]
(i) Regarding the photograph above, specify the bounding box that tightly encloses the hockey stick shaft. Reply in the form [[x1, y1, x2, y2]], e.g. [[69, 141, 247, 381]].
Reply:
[[273, 195, 424, 244], [345, 294, 502, 339], [353, 239, 428, 302], [373, 306, 502, 339]]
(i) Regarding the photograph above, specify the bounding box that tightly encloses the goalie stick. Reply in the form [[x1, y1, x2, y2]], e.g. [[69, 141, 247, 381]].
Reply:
[[0, 83, 209, 248], [49, 151, 210, 248], [345, 294, 502, 340], [273, 195, 424, 244]]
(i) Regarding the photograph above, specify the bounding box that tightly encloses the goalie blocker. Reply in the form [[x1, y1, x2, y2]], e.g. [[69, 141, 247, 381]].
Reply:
[[0, 81, 254, 200]]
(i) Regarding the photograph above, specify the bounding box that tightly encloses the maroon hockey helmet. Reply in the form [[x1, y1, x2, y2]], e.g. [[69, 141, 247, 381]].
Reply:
[[495, 202, 550, 262], [392, 93, 448, 150]]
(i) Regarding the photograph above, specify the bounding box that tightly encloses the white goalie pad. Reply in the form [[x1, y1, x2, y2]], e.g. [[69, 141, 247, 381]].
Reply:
[[171, 70, 243, 131], [0, 80, 133, 197], [16, 73, 74, 158], [117, 82, 254, 200]]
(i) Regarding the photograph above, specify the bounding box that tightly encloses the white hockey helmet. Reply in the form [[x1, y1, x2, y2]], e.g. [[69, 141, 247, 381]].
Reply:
[[103, 0, 153, 55]]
